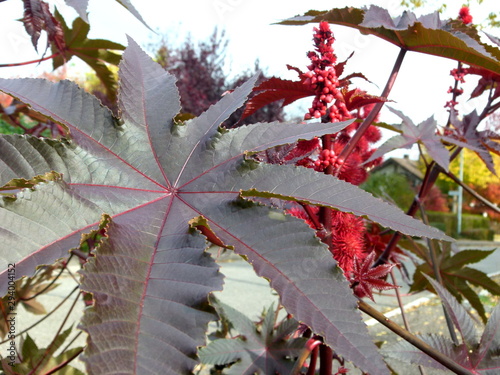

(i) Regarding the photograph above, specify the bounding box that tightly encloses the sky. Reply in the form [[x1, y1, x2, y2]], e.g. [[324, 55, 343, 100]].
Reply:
[[0, 0, 499, 158]]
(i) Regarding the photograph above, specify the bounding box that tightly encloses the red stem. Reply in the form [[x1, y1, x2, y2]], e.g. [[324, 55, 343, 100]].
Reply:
[[307, 344, 320, 375], [319, 134, 334, 248], [28, 286, 81, 375], [335, 48, 407, 170], [41, 347, 84, 375], [358, 300, 474, 375], [319, 345, 333, 375], [292, 338, 322, 375], [0, 53, 61, 68], [300, 202, 324, 230]]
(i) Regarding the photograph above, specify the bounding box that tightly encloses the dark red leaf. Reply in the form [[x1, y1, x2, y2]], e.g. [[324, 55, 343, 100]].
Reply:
[[350, 252, 397, 301], [334, 51, 354, 78], [465, 66, 500, 99], [241, 78, 315, 120], [342, 88, 387, 112], [444, 110, 499, 174], [22, 0, 65, 53]]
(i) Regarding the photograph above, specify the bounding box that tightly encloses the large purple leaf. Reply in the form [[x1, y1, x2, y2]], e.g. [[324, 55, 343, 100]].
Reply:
[[279, 6, 500, 75], [64, 0, 150, 29], [198, 301, 307, 374], [475, 302, 500, 371], [424, 276, 478, 350], [444, 110, 499, 175], [382, 334, 465, 371], [366, 107, 450, 171], [0, 38, 450, 374], [64, 0, 89, 22]]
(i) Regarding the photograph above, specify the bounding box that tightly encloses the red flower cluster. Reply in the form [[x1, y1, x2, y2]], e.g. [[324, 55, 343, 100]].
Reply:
[[313, 148, 343, 171], [285, 21, 394, 299], [459, 6, 473, 24], [445, 66, 469, 109], [303, 21, 350, 122]]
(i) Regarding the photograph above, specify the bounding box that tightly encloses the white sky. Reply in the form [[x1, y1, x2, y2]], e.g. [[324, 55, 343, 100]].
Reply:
[[0, 0, 498, 158]]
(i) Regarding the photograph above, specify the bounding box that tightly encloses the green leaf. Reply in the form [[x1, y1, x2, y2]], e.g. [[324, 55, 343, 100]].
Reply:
[[279, 6, 500, 75], [410, 244, 500, 323], [52, 10, 125, 103], [458, 267, 500, 296], [0, 37, 450, 375], [21, 334, 39, 364], [455, 279, 487, 324], [13, 328, 79, 374], [441, 249, 496, 271]]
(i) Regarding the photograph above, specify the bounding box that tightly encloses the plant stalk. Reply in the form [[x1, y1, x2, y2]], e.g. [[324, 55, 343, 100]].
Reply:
[[42, 347, 84, 375], [358, 300, 474, 375], [307, 345, 319, 375], [336, 48, 407, 167], [438, 166, 500, 214], [319, 344, 333, 375], [292, 339, 322, 375], [28, 286, 82, 375], [0, 53, 60, 68], [418, 205, 460, 346], [320, 135, 334, 248], [0, 286, 80, 345], [390, 270, 428, 375]]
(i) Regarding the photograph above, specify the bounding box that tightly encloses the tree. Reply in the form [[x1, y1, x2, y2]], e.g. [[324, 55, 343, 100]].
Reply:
[[152, 30, 285, 126], [361, 172, 416, 210]]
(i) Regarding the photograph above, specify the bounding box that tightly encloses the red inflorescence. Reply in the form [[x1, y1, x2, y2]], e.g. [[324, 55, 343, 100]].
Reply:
[[459, 6, 473, 25], [446, 67, 469, 109], [303, 21, 351, 123], [313, 148, 343, 171], [287, 21, 391, 294]]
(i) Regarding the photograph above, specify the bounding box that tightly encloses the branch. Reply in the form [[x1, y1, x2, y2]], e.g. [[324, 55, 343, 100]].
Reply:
[[389, 270, 427, 375], [335, 48, 407, 167], [0, 53, 61, 68], [20, 255, 73, 302], [28, 286, 82, 375], [438, 166, 500, 214], [418, 205, 460, 346], [374, 147, 463, 267], [42, 347, 84, 375], [358, 300, 475, 375], [292, 339, 322, 375], [0, 286, 79, 345]]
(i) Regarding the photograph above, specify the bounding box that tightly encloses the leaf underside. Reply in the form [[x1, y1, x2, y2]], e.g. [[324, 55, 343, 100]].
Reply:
[[65, 0, 150, 29], [279, 6, 500, 75], [0, 37, 449, 375]]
